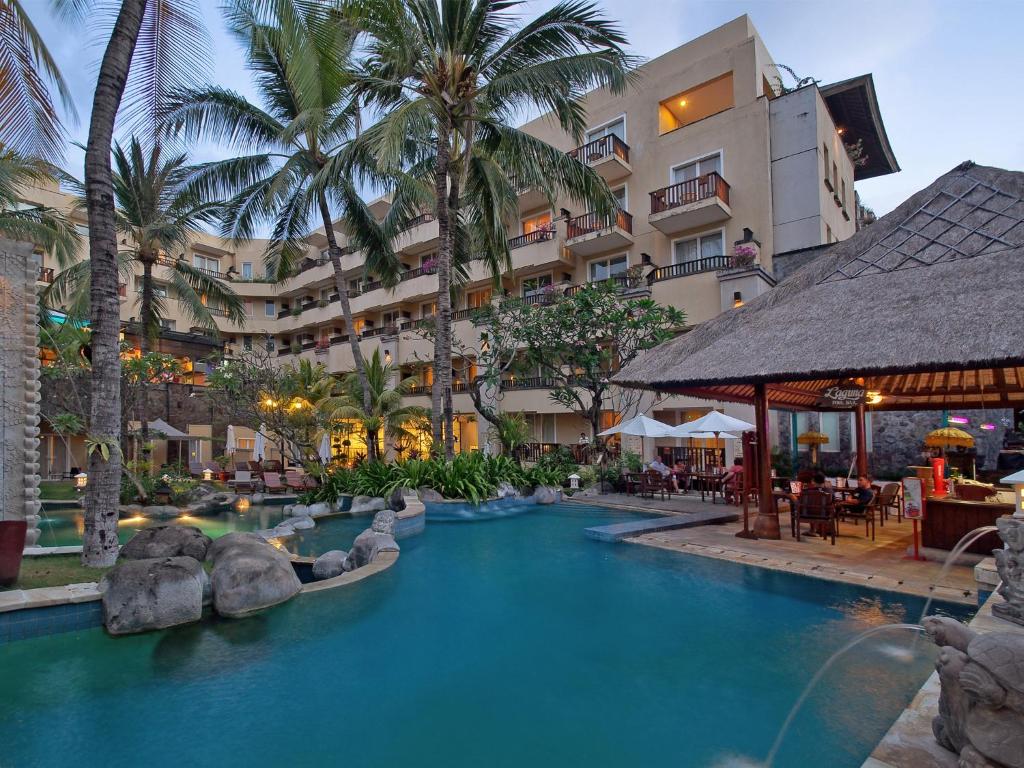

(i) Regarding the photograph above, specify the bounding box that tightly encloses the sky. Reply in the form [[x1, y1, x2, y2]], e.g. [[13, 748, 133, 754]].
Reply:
[[25, 0, 1024, 217]]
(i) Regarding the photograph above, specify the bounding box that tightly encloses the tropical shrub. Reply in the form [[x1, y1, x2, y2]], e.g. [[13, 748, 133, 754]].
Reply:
[[350, 461, 405, 498], [298, 467, 354, 504], [533, 445, 578, 479], [524, 464, 566, 488]]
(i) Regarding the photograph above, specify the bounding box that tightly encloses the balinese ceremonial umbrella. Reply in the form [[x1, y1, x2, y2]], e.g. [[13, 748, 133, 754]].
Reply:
[[924, 427, 975, 450], [797, 430, 830, 464]]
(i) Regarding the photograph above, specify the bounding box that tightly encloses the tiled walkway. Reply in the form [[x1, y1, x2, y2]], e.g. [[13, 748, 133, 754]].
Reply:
[[569, 493, 980, 605]]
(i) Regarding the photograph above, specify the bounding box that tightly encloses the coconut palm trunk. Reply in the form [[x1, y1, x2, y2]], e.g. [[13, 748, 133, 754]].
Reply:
[[136, 251, 157, 464], [432, 130, 455, 458], [315, 195, 376, 461], [82, 0, 148, 568]]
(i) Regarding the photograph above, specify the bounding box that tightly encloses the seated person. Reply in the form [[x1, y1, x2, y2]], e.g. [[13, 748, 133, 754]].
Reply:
[[721, 458, 744, 501], [673, 460, 691, 491], [838, 474, 874, 515], [812, 472, 833, 494]]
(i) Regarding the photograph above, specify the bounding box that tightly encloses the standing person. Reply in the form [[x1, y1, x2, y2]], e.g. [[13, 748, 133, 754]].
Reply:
[[576, 432, 591, 462]]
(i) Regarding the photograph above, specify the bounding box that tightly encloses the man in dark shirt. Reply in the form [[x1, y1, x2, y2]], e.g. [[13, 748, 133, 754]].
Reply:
[[840, 474, 874, 515]]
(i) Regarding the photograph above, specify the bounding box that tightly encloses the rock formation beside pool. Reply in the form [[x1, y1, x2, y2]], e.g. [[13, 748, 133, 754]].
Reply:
[[924, 616, 1024, 768], [208, 533, 302, 618], [120, 525, 212, 561], [351, 495, 387, 515], [532, 486, 562, 505], [312, 550, 349, 580], [371, 509, 396, 535], [99, 556, 209, 635], [345, 528, 400, 570]]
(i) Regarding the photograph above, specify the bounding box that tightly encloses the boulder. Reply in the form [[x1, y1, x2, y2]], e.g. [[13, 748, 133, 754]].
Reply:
[[119, 504, 144, 516], [312, 550, 349, 581], [307, 502, 331, 517], [418, 487, 444, 503], [533, 486, 562, 505], [387, 488, 407, 512], [371, 509, 396, 535], [179, 484, 216, 504], [209, 533, 301, 618], [99, 556, 206, 635], [496, 482, 522, 499], [351, 495, 386, 515], [142, 505, 181, 519], [251, 493, 266, 504], [346, 528, 400, 570], [284, 515, 315, 530], [121, 525, 212, 561], [289, 503, 309, 516]]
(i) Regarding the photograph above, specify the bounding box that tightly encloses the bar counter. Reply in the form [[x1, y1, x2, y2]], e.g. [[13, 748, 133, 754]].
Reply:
[[921, 496, 1012, 554]]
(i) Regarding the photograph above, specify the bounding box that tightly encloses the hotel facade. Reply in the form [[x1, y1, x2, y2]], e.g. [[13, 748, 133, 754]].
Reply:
[[29, 16, 898, 474]]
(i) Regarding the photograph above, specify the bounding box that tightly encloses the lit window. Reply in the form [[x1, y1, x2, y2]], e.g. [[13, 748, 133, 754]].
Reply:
[[522, 274, 552, 297], [658, 73, 734, 135], [236, 437, 255, 451], [522, 211, 552, 235], [673, 231, 724, 264], [264, 300, 275, 317], [467, 289, 492, 308], [589, 254, 628, 282]]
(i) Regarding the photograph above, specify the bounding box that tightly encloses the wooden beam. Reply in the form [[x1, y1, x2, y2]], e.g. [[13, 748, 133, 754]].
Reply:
[[751, 382, 780, 540]]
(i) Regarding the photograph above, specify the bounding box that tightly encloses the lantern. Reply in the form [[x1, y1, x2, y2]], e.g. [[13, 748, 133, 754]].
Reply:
[[74, 472, 88, 491], [202, 467, 214, 481], [568, 473, 581, 490], [1001, 470, 1024, 519]]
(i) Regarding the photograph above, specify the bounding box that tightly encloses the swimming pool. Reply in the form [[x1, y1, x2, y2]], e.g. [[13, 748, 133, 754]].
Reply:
[[36, 504, 296, 548], [0, 504, 968, 767]]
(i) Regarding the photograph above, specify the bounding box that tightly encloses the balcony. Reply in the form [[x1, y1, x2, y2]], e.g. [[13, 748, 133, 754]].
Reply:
[[38, 267, 54, 284], [568, 134, 631, 183], [648, 172, 731, 234], [508, 229, 555, 250], [647, 255, 733, 283], [565, 210, 634, 256]]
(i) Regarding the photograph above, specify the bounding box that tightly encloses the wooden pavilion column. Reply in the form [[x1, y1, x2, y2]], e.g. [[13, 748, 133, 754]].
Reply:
[[751, 382, 780, 539], [855, 403, 869, 477]]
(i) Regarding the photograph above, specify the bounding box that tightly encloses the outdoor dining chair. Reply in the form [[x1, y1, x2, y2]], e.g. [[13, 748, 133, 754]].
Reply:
[[877, 483, 902, 524], [794, 488, 837, 545], [836, 489, 878, 541]]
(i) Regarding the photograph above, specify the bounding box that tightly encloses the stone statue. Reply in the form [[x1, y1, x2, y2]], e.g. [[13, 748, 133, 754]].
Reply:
[[993, 516, 1024, 627], [923, 617, 1024, 768]]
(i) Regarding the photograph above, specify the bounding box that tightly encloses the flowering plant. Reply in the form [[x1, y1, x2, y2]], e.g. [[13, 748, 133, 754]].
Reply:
[[732, 244, 758, 266]]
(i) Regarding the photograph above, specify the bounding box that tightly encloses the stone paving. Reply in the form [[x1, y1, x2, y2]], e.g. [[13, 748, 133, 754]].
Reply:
[[569, 493, 980, 605]]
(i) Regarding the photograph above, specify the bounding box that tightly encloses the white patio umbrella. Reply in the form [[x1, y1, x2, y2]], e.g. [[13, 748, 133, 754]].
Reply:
[[253, 425, 267, 461], [225, 424, 237, 455], [597, 413, 674, 437], [671, 411, 754, 437], [684, 431, 740, 440], [318, 433, 332, 464]]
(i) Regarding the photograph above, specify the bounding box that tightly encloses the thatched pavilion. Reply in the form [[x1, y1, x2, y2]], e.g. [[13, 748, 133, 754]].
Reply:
[[616, 162, 1024, 538]]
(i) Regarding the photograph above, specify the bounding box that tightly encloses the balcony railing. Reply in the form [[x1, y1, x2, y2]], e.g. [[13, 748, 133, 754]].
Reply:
[[400, 213, 436, 232], [568, 134, 630, 165], [501, 376, 554, 390], [649, 172, 730, 214], [566, 210, 632, 239], [515, 442, 618, 466], [360, 325, 397, 338], [508, 228, 555, 250], [450, 307, 478, 322], [647, 256, 733, 283]]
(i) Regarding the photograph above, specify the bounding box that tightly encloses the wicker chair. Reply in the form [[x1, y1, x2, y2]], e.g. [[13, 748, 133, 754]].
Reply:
[[794, 488, 837, 545]]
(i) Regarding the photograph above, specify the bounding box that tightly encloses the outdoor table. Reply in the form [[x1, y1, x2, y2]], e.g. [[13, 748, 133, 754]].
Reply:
[[692, 472, 722, 504]]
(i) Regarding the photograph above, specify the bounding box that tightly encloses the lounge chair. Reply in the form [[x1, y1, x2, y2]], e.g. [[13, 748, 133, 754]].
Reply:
[[877, 482, 902, 524], [247, 461, 262, 474], [235, 462, 249, 472], [285, 471, 316, 492], [229, 470, 258, 493], [263, 472, 286, 494], [263, 459, 282, 473]]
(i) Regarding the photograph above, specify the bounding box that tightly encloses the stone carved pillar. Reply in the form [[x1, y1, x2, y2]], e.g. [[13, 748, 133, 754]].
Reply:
[[1, 239, 42, 548]]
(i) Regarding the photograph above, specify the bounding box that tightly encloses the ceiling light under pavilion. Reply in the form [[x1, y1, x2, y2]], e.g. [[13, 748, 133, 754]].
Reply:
[[949, 415, 970, 425]]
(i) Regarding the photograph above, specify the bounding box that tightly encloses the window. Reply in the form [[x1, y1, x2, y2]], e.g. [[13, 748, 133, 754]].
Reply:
[[236, 437, 255, 451], [820, 413, 841, 452], [138, 280, 169, 298], [611, 185, 627, 210], [589, 254, 628, 282], [522, 211, 552, 235], [541, 414, 556, 443], [467, 288, 492, 308], [823, 144, 830, 184], [320, 248, 330, 262], [522, 274, 552, 297], [266, 337, 275, 352], [241, 262, 253, 279], [159, 318, 175, 330], [244, 300, 254, 317], [586, 117, 625, 143], [832, 162, 838, 193], [671, 153, 722, 184], [658, 73, 734, 134], [264, 300, 275, 317], [421, 302, 436, 318], [673, 231, 724, 265], [795, 413, 811, 452], [841, 179, 847, 210], [243, 335, 253, 351], [193, 253, 220, 274]]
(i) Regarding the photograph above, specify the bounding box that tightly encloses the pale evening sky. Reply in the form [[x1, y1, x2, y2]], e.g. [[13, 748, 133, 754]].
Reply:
[[25, 0, 1024, 218]]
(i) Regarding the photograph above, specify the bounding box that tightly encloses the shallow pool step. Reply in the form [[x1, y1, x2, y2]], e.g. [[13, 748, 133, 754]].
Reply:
[[585, 511, 739, 542]]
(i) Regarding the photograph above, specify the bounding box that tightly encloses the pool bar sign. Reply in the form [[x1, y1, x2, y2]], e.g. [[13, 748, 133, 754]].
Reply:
[[815, 384, 867, 409]]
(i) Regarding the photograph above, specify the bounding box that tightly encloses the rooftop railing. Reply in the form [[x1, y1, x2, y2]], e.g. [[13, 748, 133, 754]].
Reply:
[[649, 171, 730, 214]]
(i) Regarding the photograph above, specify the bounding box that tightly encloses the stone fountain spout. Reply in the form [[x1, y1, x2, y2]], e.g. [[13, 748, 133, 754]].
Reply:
[[923, 616, 1024, 768]]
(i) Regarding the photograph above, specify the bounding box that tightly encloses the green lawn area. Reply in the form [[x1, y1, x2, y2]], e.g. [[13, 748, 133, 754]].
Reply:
[[39, 481, 79, 500], [3, 555, 111, 591]]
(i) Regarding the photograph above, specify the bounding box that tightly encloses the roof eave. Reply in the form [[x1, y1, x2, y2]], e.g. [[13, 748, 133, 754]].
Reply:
[[821, 74, 900, 181]]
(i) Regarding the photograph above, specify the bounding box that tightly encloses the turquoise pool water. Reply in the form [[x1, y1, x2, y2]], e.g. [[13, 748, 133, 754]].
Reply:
[[0, 504, 968, 767], [37, 504, 295, 547]]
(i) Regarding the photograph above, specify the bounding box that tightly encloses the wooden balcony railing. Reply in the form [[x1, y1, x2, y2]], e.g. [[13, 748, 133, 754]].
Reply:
[[399, 213, 435, 232], [568, 134, 630, 165], [566, 209, 632, 239], [649, 172, 730, 214], [360, 325, 397, 338], [647, 256, 733, 283], [508, 228, 556, 250]]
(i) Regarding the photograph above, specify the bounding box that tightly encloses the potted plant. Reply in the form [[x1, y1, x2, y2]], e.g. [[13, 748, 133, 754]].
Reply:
[[732, 244, 758, 267], [214, 454, 232, 481], [290, 305, 302, 317]]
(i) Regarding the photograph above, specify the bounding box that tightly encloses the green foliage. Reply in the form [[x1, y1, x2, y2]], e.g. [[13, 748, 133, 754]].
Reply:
[[534, 445, 579, 479], [349, 461, 405, 498], [299, 467, 354, 504], [492, 412, 531, 454], [524, 464, 566, 488], [771, 448, 792, 478]]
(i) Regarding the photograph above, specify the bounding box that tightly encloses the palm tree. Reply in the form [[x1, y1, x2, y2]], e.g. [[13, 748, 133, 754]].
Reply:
[[350, 0, 636, 457], [0, 150, 79, 261], [0, 0, 78, 161], [73, 0, 211, 566], [163, 0, 418, 429], [325, 348, 426, 463]]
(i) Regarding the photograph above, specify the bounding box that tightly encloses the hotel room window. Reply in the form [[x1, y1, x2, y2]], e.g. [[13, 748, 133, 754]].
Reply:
[[658, 73, 734, 135], [673, 231, 724, 264], [823, 144, 831, 186], [588, 254, 628, 282]]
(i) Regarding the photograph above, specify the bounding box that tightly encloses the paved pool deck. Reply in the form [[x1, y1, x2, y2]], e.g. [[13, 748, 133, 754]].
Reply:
[[569, 493, 979, 606]]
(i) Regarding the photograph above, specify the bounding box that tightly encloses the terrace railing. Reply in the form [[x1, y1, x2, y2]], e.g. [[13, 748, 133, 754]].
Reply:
[[649, 172, 730, 214], [568, 134, 630, 165], [508, 227, 556, 250], [646, 256, 733, 283], [566, 210, 632, 239]]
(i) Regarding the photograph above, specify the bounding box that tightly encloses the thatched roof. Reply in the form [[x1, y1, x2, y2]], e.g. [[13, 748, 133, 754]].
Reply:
[[616, 162, 1024, 411]]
